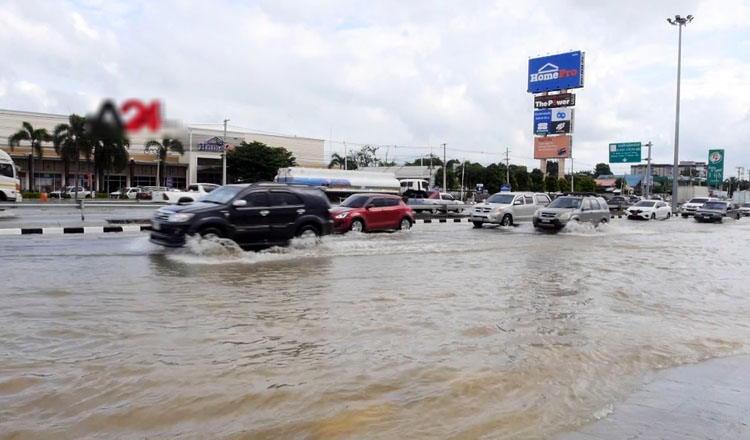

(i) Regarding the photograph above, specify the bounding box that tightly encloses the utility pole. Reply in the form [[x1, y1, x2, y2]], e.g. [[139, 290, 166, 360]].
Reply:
[[430, 147, 433, 188], [460, 158, 465, 201], [644, 141, 653, 199], [343, 142, 347, 170], [441, 143, 447, 192], [668, 14, 694, 213], [222, 118, 229, 185], [505, 148, 511, 187], [570, 159, 575, 192]]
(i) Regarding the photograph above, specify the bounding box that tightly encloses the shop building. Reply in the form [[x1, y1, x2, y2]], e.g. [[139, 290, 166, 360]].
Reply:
[[0, 109, 324, 192]]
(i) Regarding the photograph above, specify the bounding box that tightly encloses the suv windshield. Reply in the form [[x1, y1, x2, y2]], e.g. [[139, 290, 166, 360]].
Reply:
[[634, 201, 656, 207], [547, 197, 581, 209], [341, 195, 370, 208], [487, 194, 514, 204], [201, 186, 243, 204], [689, 198, 708, 203], [702, 201, 726, 210]]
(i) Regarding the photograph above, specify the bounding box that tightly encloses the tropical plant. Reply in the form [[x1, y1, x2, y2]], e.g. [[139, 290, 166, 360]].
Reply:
[[94, 129, 130, 192], [7, 122, 52, 191], [545, 175, 559, 193], [558, 178, 571, 192], [226, 141, 296, 183], [328, 152, 346, 169], [53, 114, 91, 194], [144, 138, 185, 187]]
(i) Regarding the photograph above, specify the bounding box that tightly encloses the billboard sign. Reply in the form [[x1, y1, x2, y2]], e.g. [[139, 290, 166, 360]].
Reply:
[[528, 51, 585, 93], [534, 135, 571, 159], [534, 93, 576, 109], [534, 108, 574, 134], [707, 149, 724, 187], [609, 142, 642, 163]]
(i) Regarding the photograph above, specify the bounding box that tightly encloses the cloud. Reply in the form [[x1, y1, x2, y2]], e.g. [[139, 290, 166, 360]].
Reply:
[[1, 0, 749, 174]]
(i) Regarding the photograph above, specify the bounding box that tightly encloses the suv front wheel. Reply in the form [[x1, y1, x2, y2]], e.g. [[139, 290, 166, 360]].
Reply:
[[500, 214, 512, 226], [296, 224, 320, 239]]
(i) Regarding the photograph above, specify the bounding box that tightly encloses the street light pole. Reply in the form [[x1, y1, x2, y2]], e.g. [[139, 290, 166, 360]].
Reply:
[[442, 143, 447, 192], [222, 118, 229, 185], [668, 14, 693, 213]]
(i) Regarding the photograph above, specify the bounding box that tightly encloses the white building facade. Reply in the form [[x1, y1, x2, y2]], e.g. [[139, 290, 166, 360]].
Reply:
[[0, 109, 325, 192]]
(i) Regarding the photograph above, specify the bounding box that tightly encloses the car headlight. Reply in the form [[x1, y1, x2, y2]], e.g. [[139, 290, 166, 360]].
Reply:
[[558, 211, 571, 220], [335, 212, 350, 219], [168, 212, 194, 222]]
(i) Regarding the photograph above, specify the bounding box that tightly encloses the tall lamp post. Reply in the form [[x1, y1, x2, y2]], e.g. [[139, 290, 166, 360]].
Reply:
[[667, 14, 693, 213]]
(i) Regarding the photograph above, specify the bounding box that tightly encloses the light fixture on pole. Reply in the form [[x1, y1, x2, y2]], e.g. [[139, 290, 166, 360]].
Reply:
[[667, 14, 693, 213], [222, 119, 229, 185]]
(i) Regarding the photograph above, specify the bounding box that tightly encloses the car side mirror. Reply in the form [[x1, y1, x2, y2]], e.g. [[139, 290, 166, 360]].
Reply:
[[178, 197, 194, 205], [232, 199, 247, 207]]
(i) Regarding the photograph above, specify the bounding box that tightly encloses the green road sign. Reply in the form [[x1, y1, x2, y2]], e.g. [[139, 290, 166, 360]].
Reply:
[[707, 149, 724, 187], [609, 142, 642, 163]]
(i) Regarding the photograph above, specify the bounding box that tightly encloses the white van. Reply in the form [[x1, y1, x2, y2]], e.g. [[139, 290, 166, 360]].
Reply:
[[0, 150, 22, 202]]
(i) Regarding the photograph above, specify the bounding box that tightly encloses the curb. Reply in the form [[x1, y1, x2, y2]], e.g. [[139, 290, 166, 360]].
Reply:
[[415, 218, 470, 224], [0, 225, 153, 236]]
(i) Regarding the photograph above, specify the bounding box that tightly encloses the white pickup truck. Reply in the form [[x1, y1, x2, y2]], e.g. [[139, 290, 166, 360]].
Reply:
[[407, 192, 464, 213], [157, 183, 220, 204]]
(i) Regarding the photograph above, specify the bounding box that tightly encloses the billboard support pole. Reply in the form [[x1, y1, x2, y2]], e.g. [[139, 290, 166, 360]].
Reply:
[[645, 141, 652, 199], [668, 14, 693, 212]]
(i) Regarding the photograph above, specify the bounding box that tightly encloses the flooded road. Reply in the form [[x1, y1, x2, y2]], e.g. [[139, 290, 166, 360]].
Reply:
[[2, 219, 750, 439]]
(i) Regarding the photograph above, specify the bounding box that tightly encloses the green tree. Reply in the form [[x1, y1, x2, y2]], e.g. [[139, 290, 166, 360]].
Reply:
[[8, 121, 52, 191], [545, 175, 559, 193], [546, 161, 559, 177], [226, 141, 296, 183], [53, 114, 92, 194], [575, 175, 597, 192], [530, 168, 545, 192], [594, 163, 613, 177], [434, 166, 458, 190], [558, 178, 570, 192], [512, 166, 531, 191], [144, 138, 185, 187], [353, 145, 380, 168], [95, 128, 130, 192], [328, 152, 346, 169]]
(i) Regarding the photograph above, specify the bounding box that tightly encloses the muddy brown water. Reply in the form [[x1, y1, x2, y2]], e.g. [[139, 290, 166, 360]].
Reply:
[[1, 219, 749, 439]]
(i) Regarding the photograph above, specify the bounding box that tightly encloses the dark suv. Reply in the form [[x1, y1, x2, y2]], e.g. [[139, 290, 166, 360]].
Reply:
[[150, 183, 334, 249]]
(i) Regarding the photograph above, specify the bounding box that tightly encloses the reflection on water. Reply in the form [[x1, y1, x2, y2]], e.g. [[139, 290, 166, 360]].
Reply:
[[2, 219, 750, 439]]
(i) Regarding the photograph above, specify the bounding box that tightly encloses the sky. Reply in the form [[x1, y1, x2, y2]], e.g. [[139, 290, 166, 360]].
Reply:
[[1, 0, 749, 176]]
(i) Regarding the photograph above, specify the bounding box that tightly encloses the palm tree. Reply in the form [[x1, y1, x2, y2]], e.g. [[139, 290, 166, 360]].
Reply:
[[144, 138, 184, 187], [53, 114, 92, 197], [8, 122, 52, 191], [95, 135, 130, 193], [328, 152, 346, 169]]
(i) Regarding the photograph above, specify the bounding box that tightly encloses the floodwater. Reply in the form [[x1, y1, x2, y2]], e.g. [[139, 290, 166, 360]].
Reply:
[[2, 218, 750, 439]]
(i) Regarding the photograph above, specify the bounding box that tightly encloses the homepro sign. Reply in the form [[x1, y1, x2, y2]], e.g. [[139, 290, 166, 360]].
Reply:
[[527, 51, 585, 93]]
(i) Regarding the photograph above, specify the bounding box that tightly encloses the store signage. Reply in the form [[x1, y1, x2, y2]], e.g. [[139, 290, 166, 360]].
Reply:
[[707, 149, 724, 187], [609, 142, 642, 163], [534, 135, 571, 159], [89, 99, 162, 136], [198, 136, 225, 152], [534, 108, 574, 134], [534, 93, 576, 109], [528, 51, 585, 93]]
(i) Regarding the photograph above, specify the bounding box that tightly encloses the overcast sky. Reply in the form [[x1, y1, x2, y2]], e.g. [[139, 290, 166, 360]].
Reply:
[[2, 0, 749, 175]]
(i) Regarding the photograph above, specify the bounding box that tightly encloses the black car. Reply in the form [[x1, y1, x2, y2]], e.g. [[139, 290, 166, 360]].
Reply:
[[694, 201, 741, 223], [149, 183, 334, 249], [607, 196, 631, 211]]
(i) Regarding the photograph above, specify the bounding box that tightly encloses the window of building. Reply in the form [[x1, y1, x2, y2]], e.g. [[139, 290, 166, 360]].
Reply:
[[104, 175, 127, 193], [133, 176, 156, 187]]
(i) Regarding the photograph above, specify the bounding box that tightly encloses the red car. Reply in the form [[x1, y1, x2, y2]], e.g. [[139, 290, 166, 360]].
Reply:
[[331, 193, 413, 233]]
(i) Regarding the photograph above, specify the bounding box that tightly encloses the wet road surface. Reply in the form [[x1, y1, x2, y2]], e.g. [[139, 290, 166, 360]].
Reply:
[[1, 218, 750, 439]]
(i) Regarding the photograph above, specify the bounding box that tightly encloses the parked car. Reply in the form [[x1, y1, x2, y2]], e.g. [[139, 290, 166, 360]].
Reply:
[[136, 186, 169, 200], [61, 186, 93, 199], [533, 194, 610, 230], [694, 201, 741, 223], [626, 200, 672, 220], [110, 187, 142, 199], [159, 183, 220, 204], [330, 193, 413, 233], [681, 197, 716, 217], [607, 196, 631, 211], [628, 195, 643, 204], [407, 191, 463, 213], [472, 192, 551, 227], [150, 182, 333, 249], [739, 203, 750, 217]]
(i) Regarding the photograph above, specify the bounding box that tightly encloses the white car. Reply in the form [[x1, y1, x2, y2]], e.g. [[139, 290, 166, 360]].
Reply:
[[739, 203, 750, 217], [471, 192, 551, 227], [680, 197, 716, 218], [158, 183, 220, 204], [626, 200, 672, 220], [110, 187, 142, 199]]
